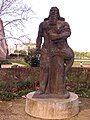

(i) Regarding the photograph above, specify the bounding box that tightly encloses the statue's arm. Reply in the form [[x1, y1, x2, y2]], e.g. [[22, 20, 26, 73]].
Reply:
[[36, 22, 43, 51], [51, 22, 71, 41], [59, 22, 71, 39]]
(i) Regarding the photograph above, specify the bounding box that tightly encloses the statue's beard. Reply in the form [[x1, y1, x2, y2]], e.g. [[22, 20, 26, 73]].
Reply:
[[49, 17, 58, 25]]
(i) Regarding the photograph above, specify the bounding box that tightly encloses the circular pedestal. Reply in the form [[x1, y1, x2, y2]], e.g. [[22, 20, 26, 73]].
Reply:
[[25, 92, 79, 120]]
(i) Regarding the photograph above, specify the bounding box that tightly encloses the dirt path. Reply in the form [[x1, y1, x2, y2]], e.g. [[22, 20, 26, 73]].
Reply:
[[0, 98, 90, 120]]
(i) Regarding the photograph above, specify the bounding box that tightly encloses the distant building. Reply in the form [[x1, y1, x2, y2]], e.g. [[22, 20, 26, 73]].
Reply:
[[0, 18, 8, 60], [8, 40, 36, 54]]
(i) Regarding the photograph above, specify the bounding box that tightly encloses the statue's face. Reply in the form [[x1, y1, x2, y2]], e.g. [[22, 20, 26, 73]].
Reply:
[[49, 7, 59, 19], [49, 7, 59, 25]]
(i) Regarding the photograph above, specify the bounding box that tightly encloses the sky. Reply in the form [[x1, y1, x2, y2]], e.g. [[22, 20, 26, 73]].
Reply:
[[14, 0, 90, 51]]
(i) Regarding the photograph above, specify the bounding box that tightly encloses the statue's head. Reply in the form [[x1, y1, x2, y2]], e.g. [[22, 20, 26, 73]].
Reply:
[[49, 7, 60, 19], [44, 7, 65, 22]]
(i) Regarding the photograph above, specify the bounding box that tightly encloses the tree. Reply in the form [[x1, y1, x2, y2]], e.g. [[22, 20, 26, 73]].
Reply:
[[19, 50, 27, 55], [14, 49, 19, 53], [24, 48, 40, 67], [0, 0, 33, 43], [28, 48, 36, 56], [74, 51, 90, 59], [86, 52, 90, 58]]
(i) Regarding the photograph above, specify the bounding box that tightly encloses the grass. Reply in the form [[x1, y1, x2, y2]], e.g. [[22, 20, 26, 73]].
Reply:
[[73, 59, 90, 67], [11, 60, 29, 66]]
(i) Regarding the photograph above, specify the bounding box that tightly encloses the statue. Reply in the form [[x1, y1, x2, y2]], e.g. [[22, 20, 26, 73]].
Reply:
[[33, 7, 74, 98]]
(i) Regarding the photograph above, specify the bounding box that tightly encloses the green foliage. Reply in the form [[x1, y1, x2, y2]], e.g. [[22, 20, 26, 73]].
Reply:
[[16, 89, 33, 97], [0, 60, 12, 65], [19, 50, 27, 55], [24, 55, 30, 65], [0, 89, 33, 101], [0, 81, 6, 91], [22, 80, 30, 88], [0, 67, 90, 101], [11, 59, 29, 66], [24, 48, 40, 67], [14, 50, 19, 53], [30, 56, 40, 67], [28, 48, 36, 56], [74, 51, 90, 59], [13, 80, 31, 90], [0, 91, 14, 101], [75, 88, 90, 98]]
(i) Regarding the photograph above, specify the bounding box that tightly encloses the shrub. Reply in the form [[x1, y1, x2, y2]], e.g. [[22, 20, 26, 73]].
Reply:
[[16, 89, 33, 97], [74, 88, 90, 98], [30, 56, 40, 67], [0, 60, 12, 65], [0, 91, 14, 101], [0, 67, 90, 101]]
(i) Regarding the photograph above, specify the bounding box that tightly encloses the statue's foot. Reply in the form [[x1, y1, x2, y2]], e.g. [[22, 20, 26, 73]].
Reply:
[[33, 91, 70, 99], [37, 90, 45, 95], [63, 91, 70, 99], [32, 90, 45, 98]]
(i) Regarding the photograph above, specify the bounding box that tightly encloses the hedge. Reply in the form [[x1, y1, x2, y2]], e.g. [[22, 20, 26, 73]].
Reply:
[[0, 67, 90, 100]]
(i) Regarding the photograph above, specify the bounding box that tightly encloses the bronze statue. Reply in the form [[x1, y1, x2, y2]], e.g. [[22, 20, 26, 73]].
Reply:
[[34, 7, 74, 98]]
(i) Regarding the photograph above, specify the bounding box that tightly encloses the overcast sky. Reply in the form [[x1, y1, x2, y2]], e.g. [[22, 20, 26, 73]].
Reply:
[[23, 0, 90, 52]]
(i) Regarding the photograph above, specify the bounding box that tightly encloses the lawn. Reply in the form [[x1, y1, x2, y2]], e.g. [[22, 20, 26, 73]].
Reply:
[[73, 59, 90, 67]]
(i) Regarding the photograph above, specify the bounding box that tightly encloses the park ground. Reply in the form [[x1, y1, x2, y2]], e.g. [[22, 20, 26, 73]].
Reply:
[[0, 97, 90, 120]]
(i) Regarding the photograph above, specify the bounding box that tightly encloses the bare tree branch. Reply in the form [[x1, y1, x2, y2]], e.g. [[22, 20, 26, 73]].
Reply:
[[0, 0, 33, 44], [4, 18, 25, 27], [5, 34, 31, 44]]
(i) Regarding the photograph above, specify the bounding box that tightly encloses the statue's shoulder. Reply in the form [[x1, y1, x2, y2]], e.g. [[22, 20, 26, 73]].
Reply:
[[39, 21, 49, 30], [43, 20, 49, 25], [43, 20, 49, 28], [57, 20, 69, 26]]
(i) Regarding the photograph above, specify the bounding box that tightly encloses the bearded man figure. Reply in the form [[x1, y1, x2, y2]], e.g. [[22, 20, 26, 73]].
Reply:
[[34, 7, 74, 98]]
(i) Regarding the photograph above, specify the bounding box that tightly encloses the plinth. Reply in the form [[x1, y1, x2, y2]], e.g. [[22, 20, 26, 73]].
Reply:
[[25, 92, 79, 120]]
